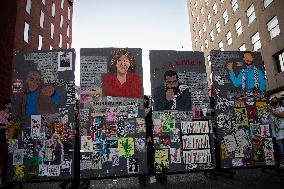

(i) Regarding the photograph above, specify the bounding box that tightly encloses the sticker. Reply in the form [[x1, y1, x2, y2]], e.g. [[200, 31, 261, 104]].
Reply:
[[160, 112, 175, 132], [58, 51, 72, 71], [13, 149, 24, 165], [127, 158, 139, 174], [260, 124, 270, 137], [135, 138, 146, 152], [61, 159, 72, 174], [154, 149, 169, 173], [170, 148, 181, 163], [81, 136, 93, 152], [232, 158, 243, 167], [159, 134, 171, 148], [183, 149, 211, 164], [235, 108, 249, 127], [31, 115, 45, 139], [182, 135, 210, 149], [234, 129, 251, 149], [128, 105, 138, 118], [12, 79, 23, 93], [80, 90, 92, 104], [106, 107, 118, 122], [181, 121, 209, 134], [13, 165, 25, 181], [153, 119, 162, 135], [118, 137, 135, 158], [223, 135, 237, 153]]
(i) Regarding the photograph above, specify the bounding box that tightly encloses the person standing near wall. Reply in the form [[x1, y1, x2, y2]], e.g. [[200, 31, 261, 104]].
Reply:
[[269, 96, 284, 167]]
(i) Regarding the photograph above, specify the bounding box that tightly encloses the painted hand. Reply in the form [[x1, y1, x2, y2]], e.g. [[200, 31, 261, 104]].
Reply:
[[41, 86, 55, 97], [166, 89, 174, 101]]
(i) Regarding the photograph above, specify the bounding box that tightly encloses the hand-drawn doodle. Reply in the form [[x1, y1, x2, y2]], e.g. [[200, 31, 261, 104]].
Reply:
[[118, 137, 135, 158], [48, 165, 60, 176], [31, 115, 45, 139], [260, 124, 270, 137], [124, 120, 136, 135], [170, 148, 181, 163], [155, 149, 170, 172], [13, 165, 25, 181]]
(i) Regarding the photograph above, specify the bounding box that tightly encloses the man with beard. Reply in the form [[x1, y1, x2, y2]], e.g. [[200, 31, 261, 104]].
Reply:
[[227, 51, 266, 92], [153, 70, 192, 111]]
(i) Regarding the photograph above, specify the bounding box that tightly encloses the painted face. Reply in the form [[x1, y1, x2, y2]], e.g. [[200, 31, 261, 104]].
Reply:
[[26, 74, 41, 92], [116, 55, 130, 75], [243, 53, 253, 66]]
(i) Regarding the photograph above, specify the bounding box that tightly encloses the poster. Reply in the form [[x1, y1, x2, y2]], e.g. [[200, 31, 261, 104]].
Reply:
[[150, 50, 215, 173], [8, 49, 76, 182], [80, 48, 147, 178], [211, 50, 275, 168]]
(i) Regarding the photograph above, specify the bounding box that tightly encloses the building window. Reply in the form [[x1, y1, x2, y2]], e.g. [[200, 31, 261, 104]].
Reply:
[[198, 30, 202, 39], [203, 23, 206, 32], [40, 10, 44, 28], [42, 0, 45, 5], [60, 15, 63, 28], [197, 15, 200, 24], [194, 0, 199, 10], [239, 44, 246, 51], [219, 41, 224, 51], [200, 45, 204, 52], [231, 0, 238, 12], [51, 23, 54, 39], [264, 0, 273, 8], [216, 21, 221, 33], [24, 22, 30, 43], [61, 0, 64, 9], [221, 0, 225, 4], [50, 45, 53, 50], [205, 0, 209, 6], [223, 10, 229, 24], [207, 14, 212, 24], [274, 50, 284, 73], [201, 7, 204, 16], [235, 19, 242, 36], [26, 0, 32, 14], [226, 31, 232, 45], [213, 3, 218, 14], [246, 4, 256, 24], [251, 32, 261, 51], [205, 39, 209, 49], [267, 16, 280, 40], [67, 25, 70, 37], [67, 43, 69, 49], [38, 35, 43, 50], [191, 10, 195, 18], [52, 3, 55, 17], [210, 30, 214, 41], [59, 34, 62, 48], [193, 23, 196, 31]]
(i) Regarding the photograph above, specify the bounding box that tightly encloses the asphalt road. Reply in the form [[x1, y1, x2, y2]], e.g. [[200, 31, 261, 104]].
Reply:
[[6, 168, 284, 189]]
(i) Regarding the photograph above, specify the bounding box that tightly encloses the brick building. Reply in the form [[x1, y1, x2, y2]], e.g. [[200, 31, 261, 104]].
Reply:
[[0, 0, 73, 102], [187, 0, 284, 99]]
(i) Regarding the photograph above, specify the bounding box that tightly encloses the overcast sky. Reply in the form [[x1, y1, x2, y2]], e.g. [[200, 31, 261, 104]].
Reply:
[[72, 0, 192, 95]]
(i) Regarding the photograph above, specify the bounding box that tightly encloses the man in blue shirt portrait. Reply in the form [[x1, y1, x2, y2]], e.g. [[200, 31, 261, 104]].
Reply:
[[21, 71, 60, 115], [226, 51, 266, 92]]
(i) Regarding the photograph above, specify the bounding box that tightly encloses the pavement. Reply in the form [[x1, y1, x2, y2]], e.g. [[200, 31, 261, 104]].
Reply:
[[3, 168, 284, 189]]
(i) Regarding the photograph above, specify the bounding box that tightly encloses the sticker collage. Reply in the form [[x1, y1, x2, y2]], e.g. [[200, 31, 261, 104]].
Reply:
[[79, 48, 147, 178], [9, 50, 76, 181], [211, 50, 275, 168], [150, 50, 214, 173]]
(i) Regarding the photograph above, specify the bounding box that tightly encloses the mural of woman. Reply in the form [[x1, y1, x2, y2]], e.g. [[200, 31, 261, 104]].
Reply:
[[102, 49, 141, 98]]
